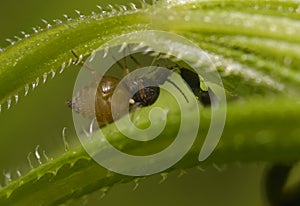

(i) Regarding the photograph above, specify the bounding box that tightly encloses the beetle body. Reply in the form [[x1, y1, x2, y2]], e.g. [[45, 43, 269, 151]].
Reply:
[[68, 76, 132, 127]]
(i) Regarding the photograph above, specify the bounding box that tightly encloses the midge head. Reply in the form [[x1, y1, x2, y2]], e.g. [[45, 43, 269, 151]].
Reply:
[[67, 50, 211, 128]]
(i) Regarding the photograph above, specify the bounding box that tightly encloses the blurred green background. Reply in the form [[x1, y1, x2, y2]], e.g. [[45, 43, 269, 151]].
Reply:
[[0, 1, 267, 205]]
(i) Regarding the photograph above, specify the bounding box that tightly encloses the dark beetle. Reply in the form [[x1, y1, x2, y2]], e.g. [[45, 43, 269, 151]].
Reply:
[[179, 68, 211, 106]]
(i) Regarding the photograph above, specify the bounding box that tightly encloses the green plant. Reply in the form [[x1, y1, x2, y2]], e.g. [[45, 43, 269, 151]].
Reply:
[[0, 0, 299, 205]]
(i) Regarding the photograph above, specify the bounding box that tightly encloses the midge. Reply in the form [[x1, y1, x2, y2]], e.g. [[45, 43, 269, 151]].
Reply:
[[67, 50, 211, 127]]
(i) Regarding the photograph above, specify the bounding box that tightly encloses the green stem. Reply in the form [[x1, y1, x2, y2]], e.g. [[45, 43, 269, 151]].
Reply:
[[0, 97, 300, 205]]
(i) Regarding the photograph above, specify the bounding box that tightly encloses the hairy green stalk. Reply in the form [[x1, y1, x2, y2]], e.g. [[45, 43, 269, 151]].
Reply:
[[0, 97, 299, 206]]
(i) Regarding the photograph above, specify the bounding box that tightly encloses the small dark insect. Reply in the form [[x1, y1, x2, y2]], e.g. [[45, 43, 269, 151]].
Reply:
[[67, 51, 211, 127], [132, 86, 160, 106], [179, 68, 211, 106]]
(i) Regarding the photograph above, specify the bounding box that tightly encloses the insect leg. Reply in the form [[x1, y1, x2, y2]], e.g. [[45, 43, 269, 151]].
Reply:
[[166, 79, 189, 103], [128, 101, 142, 124]]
